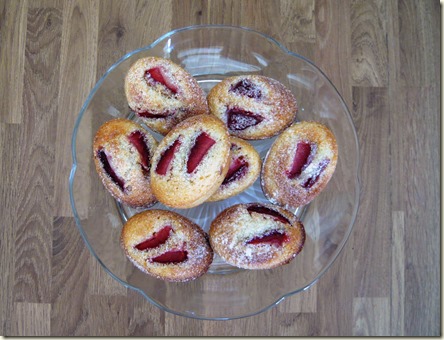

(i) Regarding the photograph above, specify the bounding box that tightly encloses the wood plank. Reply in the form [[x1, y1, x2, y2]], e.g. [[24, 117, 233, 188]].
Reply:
[[0, 123, 21, 335], [313, 246, 354, 335], [54, 0, 99, 218], [204, 0, 243, 25], [85, 295, 128, 336], [352, 297, 390, 335], [314, 0, 353, 107], [0, 0, 27, 124], [351, 86, 391, 298], [126, 290, 165, 336], [13, 1, 62, 304], [172, 0, 206, 27], [390, 86, 440, 336], [12, 302, 51, 336], [350, 0, 388, 87], [97, 0, 172, 77], [398, 0, 440, 86], [50, 217, 90, 336], [238, 0, 281, 39], [391, 211, 405, 336], [87, 255, 127, 296], [279, 0, 316, 43]]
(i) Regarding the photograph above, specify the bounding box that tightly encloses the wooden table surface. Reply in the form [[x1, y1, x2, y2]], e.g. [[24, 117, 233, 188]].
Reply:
[[0, 0, 440, 336]]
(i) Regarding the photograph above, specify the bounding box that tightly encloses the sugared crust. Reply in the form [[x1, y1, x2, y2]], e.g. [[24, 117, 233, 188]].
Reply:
[[93, 118, 158, 207], [125, 57, 209, 135], [207, 136, 261, 202], [121, 210, 213, 282], [150, 115, 231, 209], [209, 203, 305, 269], [261, 121, 338, 209], [207, 75, 297, 139]]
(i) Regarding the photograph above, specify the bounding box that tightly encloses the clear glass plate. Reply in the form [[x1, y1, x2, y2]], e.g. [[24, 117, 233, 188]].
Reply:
[[69, 25, 360, 320]]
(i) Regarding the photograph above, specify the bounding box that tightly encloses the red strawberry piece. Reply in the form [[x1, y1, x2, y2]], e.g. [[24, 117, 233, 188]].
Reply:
[[97, 149, 125, 191], [229, 79, 262, 99], [246, 231, 289, 246], [155, 139, 182, 175], [151, 250, 188, 264], [227, 107, 264, 131], [128, 130, 151, 175], [134, 226, 172, 251], [286, 142, 313, 179], [247, 205, 291, 224], [144, 67, 178, 94], [186, 132, 216, 173], [302, 158, 330, 189], [222, 156, 249, 185]]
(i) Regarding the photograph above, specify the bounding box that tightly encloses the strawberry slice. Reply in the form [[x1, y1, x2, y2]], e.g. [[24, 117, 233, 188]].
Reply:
[[134, 226, 172, 251], [97, 149, 125, 191], [229, 79, 262, 99], [222, 156, 249, 185], [145, 67, 178, 94], [246, 231, 289, 246], [186, 132, 216, 173], [155, 139, 182, 175], [227, 107, 264, 131], [128, 130, 151, 175], [151, 250, 188, 264], [247, 205, 290, 224], [302, 158, 330, 189], [286, 142, 312, 179]]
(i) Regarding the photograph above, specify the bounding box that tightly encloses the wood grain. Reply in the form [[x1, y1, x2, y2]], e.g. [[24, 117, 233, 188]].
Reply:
[[0, 0, 440, 336], [0, 0, 27, 124], [14, 1, 62, 304], [50, 217, 90, 336], [350, 0, 388, 87], [351, 86, 391, 298], [54, 0, 98, 218]]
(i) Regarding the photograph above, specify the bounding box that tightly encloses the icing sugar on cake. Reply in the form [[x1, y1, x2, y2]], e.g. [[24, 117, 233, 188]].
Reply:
[[209, 203, 305, 269], [207, 75, 298, 140], [261, 121, 338, 209], [121, 209, 213, 282]]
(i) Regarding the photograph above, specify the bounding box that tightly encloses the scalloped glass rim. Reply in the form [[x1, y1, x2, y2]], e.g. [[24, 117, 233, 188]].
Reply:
[[69, 24, 360, 320]]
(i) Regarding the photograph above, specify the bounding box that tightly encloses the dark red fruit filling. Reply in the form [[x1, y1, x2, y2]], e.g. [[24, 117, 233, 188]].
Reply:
[[137, 110, 175, 118], [187, 132, 216, 173], [229, 79, 262, 99], [128, 130, 151, 175], [286, 142, 314, 179], [246, 231, 289, 246], [227, 107, 264, 131], [247, 205, 290, 224], [222, 156, 249, 185], [144, 67, 178, 94], [134, 226, 172, 251], [151, 250, 188, 264], [97, 149, 125, 191], [302, 158, 330, 189], [155, 139, 182, 175]]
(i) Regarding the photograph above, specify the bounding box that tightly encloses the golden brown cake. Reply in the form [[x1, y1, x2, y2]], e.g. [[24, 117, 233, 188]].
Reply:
[[209, 203, 305, 269], [207, 136, 261, 202], [93, 118, 158, 208], [261, 121, 338, 209], [121, 209, 213, 282], [124, 56, 209, 135], [150, 114, 231, 209], [207, 75, 297, 140]]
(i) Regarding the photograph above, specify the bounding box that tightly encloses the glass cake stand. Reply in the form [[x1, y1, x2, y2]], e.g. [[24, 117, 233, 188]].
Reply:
[[69, 25, 360, 320]]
